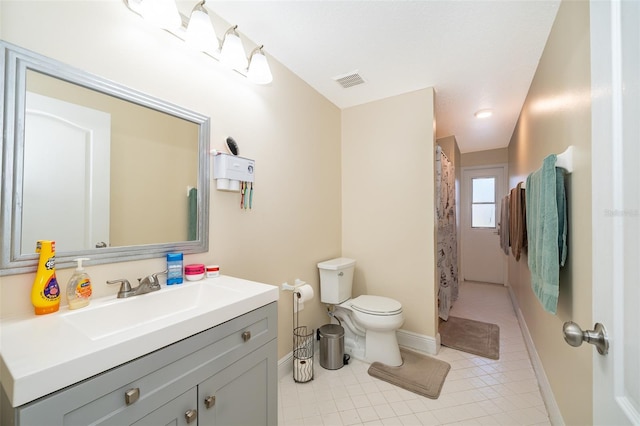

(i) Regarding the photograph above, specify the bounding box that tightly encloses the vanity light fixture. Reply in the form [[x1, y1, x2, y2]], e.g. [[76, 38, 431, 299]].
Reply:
[[247, 46, 273, 85], [123, 0, 273, 84], [185, 1, 217, 52], [220, 25, 248, 71], [474, 109, 493, 119], [136, 0, 181, 31]]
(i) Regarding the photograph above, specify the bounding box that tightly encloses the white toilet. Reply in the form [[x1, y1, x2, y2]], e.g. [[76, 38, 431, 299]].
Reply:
[[317, 257, 405, 366]]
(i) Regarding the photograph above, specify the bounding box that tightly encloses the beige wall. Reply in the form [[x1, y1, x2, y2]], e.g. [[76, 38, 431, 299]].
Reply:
[[461, 147, 508, 167], [342, 89, 437, 338], [0, 1, 341, 360], [507, 1, 592, 424]]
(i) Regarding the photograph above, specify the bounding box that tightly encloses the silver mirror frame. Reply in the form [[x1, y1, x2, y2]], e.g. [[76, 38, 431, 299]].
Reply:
[[0, 41, 210, 275]]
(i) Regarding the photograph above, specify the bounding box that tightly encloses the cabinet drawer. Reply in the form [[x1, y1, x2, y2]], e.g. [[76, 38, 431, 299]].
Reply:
[[15, 303, 277, 426]]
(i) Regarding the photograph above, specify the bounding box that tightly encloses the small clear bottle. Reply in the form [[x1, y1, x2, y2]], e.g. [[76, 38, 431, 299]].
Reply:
[[166, 253, 183, 285], [67, 258, 92, 310]]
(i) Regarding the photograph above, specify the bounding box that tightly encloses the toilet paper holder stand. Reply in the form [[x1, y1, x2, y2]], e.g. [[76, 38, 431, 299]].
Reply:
[[283, 279, 314, 383]]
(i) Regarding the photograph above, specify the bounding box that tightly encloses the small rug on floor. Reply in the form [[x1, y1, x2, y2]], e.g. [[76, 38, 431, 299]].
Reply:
[[367, 348, 451, 399], [439, 316, 500, 360]]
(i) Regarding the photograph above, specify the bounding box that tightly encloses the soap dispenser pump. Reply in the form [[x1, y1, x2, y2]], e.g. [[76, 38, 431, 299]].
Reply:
[[66, 258, 92, 310]]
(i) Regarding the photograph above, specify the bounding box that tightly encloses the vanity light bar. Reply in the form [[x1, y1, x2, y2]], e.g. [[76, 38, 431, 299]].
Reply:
[[123, 0, 273, 84]]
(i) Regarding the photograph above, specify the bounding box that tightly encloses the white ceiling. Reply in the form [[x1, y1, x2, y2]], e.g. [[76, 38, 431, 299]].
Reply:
[[207, 1, 560, 153]]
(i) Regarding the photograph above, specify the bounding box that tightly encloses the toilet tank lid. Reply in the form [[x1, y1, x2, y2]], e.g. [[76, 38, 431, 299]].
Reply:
[[350, 295, 402, 314], [317, 257, 356, 270]]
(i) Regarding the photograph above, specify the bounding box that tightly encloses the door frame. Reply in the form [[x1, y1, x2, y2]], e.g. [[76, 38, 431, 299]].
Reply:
[[460, 163, 508, 285]]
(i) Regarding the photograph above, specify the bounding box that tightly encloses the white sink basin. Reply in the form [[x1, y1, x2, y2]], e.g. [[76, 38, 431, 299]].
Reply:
[[0, 275, 278, 408], [62, 281, 246, 340]]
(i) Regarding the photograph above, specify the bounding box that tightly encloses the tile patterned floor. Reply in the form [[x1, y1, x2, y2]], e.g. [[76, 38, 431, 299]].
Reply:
[[278, 281, 551, 425]]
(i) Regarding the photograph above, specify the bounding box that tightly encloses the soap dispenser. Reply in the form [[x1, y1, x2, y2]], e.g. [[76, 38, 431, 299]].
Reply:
[[66, 258, 93, 310]]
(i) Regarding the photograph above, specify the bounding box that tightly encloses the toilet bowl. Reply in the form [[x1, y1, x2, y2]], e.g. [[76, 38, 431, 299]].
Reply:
[[335, 295, 404, 366], [317, 258, 405, 367]]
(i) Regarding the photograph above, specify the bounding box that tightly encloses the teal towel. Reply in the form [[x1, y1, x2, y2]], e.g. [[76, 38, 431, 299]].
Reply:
[[188, 187, 197, 241], [525, 155, 568, 314]]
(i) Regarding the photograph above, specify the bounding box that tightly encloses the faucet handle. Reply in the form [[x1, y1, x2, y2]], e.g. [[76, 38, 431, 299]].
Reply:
[[107, 279, 131, 291], [138, 271, 165, 289], [152, 270, 167, 287], [152, 270, 167, 281], [107, 279, 133, 297]]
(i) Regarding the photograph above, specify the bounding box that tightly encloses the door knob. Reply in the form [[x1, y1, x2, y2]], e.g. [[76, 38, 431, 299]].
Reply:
[[563, 321, 609, 355]]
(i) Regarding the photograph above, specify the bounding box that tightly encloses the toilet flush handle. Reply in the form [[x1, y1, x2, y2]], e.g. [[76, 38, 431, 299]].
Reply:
[[338, 272, 344, 276]]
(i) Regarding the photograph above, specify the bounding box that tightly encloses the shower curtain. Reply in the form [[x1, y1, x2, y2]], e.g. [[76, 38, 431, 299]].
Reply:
[[436, 146, 459, 320]]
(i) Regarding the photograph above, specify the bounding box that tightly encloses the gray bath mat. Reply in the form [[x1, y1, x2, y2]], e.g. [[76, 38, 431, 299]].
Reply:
[[440, 316, 500, 360], [367, 348, 451, 399]]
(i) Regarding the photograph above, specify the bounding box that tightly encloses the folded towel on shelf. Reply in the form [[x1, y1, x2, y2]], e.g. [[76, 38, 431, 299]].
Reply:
[[499, 194, 510, 255], [509, 182, 527, 261], [525, 155, 567, 314]]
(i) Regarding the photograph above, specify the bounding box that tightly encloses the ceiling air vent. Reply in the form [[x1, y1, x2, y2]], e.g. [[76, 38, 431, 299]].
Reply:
[[333, 71, 365, 89]]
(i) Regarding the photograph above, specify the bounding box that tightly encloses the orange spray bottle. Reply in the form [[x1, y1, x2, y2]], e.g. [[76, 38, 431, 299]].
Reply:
[[31, 240, 60, 315]]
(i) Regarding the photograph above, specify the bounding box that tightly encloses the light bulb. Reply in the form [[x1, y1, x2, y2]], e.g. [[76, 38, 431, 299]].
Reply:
[[220, 30, 247, 71], [247, 50, 273, 84], [185, 8, 217, 52], [474, 109, 493, 119]]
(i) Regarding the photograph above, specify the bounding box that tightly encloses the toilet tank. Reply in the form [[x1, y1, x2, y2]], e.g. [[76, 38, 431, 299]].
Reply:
[[317, 258, 356, 304]]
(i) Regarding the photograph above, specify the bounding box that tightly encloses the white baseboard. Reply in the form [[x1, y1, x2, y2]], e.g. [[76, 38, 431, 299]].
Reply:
[[278, 351, 294, 381], [507, 286, 564, 426], [397, 329, 440, 355]]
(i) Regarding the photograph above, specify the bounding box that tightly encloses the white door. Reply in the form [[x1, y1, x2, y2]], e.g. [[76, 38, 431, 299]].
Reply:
[[461, 166, 506, 284], [590, 0, 639, 423], [22, 92, 111, 253]]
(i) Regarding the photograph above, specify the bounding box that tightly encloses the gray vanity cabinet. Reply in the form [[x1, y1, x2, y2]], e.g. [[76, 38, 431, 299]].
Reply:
[[131, 388, 197, 426], [198, 340, 276, 425], [5, 302, 277, 426]]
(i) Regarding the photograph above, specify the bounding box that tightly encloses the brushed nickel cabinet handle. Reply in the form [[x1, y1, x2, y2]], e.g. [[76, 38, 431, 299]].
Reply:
[[204, 395, 216, 409], [185, 409, 197, 424], [242, 331, 251, 342], [125, 388, 140, 405]]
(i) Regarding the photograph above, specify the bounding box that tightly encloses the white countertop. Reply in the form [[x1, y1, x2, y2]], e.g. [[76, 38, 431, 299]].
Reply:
[[0, 275, 279, 407]]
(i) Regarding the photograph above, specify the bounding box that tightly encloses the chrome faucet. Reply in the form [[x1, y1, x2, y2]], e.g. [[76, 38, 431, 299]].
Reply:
[[107, 271, 165, 298]]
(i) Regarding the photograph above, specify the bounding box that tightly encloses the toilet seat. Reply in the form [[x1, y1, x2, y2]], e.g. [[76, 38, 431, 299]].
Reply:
[[349, 295, 402, 316]]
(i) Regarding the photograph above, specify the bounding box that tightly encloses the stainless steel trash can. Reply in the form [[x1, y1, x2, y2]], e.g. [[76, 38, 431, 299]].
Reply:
[[319, 324, 345, 370]]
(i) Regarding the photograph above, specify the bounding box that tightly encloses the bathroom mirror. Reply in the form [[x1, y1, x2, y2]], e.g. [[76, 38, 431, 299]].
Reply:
[[0, 41, 210, 275]]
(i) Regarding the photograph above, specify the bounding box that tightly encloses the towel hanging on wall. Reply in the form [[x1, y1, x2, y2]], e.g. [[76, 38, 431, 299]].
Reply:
[[499, 194, 510, 255], [525, 154, 568, 314], [509, 182, 527, 261]]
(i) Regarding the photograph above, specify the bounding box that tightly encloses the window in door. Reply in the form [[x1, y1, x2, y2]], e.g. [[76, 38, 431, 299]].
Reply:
[[471, 177, 496, 228]]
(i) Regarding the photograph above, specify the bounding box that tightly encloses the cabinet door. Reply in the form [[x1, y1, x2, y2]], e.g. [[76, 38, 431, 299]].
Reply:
[[198, 340, 277, 426], [131, 388, 198, 426]]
